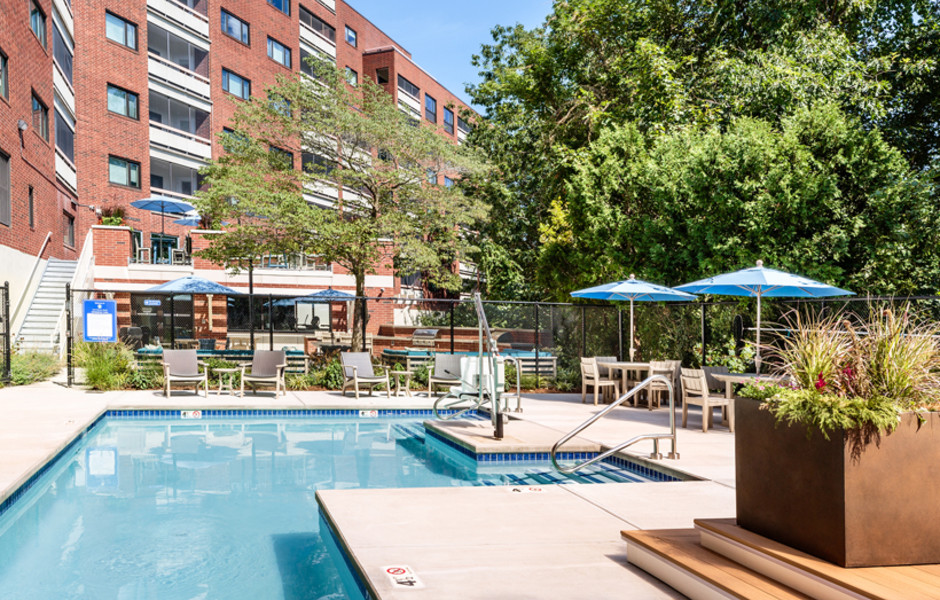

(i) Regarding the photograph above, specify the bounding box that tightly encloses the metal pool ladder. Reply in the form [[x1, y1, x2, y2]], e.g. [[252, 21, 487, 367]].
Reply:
[[550, 375, 680, 474]]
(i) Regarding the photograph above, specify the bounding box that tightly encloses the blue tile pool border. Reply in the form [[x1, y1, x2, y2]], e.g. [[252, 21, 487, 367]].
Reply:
[[424, 428, 681, 482], [104, 408, 462, 419]]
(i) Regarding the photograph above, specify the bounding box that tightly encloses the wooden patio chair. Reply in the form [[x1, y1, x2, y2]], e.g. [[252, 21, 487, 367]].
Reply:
[[240, 350, 287, 397], [680, 368, 732, 432], [580, 357, 620, 406], [162, 349, 208, 397], [341, 352, 390, 399]]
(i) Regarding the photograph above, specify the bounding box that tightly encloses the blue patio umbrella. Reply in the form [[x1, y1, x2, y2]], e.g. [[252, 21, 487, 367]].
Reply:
[[131, 197, 196, 237], [147, 276, 240, 296], [675, 260, 853, 372], [267, 287, 355, 307], [173, 215, 202, 227], [572, 275, 697, 360]]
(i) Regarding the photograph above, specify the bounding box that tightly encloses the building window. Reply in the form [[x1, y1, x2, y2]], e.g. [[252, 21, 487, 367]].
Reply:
[[107, 84, 139, 119], [28, 187, 34, 228], [0, 51, 7, 100], [425, 94, 437, 123], [0, 151, 9, 226], [222, 68, 250, 99], [150, 158, 199, 196], [458, 116, 471, 134], [221, 10, 249, 45], [345, 67, 358, 87], [267, 0, 289, 15], [109, 155, 141, 188], [302, 152, 335, 176], [268, 146, 293, 170], [30, 1, 47, 48], [444, 176, 454, 188], [55, 107, 75, 163], [398, 74, 419, 98], [150, 234, 178, 265], [32, 94, 49, 141], [300, 48, 328, 78], [375, 67, 389, 85], [269, 94, 291, 116], [345, 25, 357, 47], [52, 24, 73, 84], [105, 12, 137, 50], [426, 169, 436, 184], [267, 37, 291, 68], [443, 107, 454, 134], [64, 212, 75, 247], [299, 6, 335, 43]]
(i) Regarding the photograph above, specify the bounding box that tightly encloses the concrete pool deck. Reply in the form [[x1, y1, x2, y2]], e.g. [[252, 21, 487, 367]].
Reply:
[[0, 381, 737, 599]]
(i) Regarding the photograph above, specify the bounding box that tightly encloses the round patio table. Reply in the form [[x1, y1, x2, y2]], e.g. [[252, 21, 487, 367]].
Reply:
[[213, 367, 241, 396], [389, 370, 414, 397]]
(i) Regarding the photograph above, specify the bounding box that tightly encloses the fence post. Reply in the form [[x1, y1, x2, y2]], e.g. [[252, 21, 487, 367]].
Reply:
[[66, 284, 72, 387], [700, 302, 707, 366], [169, 295, 176, 348], [248, 266, 255, 350], [268, 293, 274, 350], [534, 302, 540, 380], [449, 303, 455, 354], [2, 281, 10, 383], [580, 305, 586, 357]]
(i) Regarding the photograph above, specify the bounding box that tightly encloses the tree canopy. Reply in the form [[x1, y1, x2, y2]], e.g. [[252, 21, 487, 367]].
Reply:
[[466, 0, 940, 299], [196, 58, 489, 349]]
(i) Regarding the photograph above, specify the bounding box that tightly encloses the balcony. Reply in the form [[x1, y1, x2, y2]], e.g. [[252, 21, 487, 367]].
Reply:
[[148, 53, 211, 101], [397, 90, 421, 117], [146, 0, 209, 40], [316, 0, 336, 12], [149, 122, 212, 160], [300, 25, 336, 59]]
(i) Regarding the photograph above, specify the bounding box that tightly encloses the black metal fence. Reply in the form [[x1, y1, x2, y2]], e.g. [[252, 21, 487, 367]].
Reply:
[[64, 285, 940, 389], [1, 281, 10, 383]]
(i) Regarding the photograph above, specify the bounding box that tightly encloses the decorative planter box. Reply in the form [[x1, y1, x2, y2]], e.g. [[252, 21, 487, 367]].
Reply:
[[735, 397, 940, 567]]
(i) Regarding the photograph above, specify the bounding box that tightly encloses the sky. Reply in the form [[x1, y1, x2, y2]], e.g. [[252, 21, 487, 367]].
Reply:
[[345, 0, 553, 110]]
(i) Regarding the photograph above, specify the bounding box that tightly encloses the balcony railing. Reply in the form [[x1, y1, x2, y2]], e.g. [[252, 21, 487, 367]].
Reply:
[[149, 121, 212, 160], [147, 0, 209, 38], [148, 53, 211, 100]]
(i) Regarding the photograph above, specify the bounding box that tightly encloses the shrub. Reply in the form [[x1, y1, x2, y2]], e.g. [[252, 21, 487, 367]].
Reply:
[[75, 342, 136, 391], [9, 352, 60, 385], [129, 365, 163, 390], [761, 305, 940, 438]]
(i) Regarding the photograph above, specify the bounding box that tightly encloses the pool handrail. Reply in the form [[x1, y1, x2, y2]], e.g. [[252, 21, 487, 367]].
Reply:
[[550, 374, 679, 474]]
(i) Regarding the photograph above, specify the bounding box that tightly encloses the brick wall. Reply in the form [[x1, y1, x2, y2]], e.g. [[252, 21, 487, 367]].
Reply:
[[0, 0, 74, 259]]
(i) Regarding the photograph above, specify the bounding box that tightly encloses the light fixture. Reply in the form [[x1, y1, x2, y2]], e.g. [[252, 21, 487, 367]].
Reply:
[[17, 119, 28, 131]]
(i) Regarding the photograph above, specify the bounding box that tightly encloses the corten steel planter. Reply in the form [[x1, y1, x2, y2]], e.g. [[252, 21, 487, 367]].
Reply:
[[735, 397, 940, 567]]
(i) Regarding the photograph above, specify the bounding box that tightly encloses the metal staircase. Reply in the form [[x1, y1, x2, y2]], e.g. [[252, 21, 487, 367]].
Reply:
[[16, 259, 77, 352]]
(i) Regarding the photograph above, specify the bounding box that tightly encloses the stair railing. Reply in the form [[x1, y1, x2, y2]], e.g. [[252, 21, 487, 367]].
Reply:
[[11, 231, 52, 335], [52, 230, 95, 357]]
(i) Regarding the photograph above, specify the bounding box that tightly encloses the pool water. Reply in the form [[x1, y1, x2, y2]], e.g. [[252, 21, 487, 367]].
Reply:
[[0, 415, 660, 599]]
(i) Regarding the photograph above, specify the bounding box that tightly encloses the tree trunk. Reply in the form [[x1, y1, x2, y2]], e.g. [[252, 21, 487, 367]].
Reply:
[[351, 270, 368, 352]]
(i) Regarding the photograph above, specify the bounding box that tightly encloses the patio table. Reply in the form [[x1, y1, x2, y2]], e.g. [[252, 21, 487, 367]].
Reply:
[[389, 370, 414, 397], [712, 372, 789, 400], [596, 361, 650, 398]]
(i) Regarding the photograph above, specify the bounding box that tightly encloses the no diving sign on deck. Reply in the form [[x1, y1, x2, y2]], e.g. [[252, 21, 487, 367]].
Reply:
[[383, 566, 424, 589]]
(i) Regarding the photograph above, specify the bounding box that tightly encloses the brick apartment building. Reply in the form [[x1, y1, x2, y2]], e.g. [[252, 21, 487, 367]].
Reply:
[[1, 0, 474, 350]]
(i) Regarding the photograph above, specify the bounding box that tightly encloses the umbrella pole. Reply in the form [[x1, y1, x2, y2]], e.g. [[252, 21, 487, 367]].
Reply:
[[755, 293, 762, 374], [629, 299, 635, 361]]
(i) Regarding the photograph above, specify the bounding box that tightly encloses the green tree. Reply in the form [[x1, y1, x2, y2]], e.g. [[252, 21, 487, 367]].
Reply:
[[196, 59, 489, 350]]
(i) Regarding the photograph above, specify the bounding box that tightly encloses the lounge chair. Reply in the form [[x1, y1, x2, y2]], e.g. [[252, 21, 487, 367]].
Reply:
[[240, 350, 287, 397], [428, 354, 462, 396], [341, 352, 390, 399], [162, 349, 208, 397], [679, 368, 732, 432], [580, 357, 620, 406]]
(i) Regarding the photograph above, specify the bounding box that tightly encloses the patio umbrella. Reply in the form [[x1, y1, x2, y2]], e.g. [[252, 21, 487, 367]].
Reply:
[[675, 260, 853, 372], [147, 276, 240, 295], [173, 215, 202, 227], [131, 197, 196, 237], [571, 275, 696, 360], [266, 287, 356, 307]]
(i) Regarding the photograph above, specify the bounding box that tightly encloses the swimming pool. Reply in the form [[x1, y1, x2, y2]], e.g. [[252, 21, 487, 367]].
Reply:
[[0, 411, 668, 599]]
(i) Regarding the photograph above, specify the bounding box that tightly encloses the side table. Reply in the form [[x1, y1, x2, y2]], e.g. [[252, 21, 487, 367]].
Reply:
[[213, 367, 241, 396], [389, 370, 413, 397]]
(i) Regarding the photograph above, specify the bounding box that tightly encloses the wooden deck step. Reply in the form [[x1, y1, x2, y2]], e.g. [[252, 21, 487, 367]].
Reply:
[[696, 519, 940, 600], [622, 528, 812, 600]]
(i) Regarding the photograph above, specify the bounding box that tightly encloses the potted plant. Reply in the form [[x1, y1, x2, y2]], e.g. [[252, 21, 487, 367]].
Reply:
[[735, 306, 940, 567]]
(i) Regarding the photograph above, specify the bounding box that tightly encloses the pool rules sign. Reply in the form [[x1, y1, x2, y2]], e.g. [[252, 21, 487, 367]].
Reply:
[[83, 300, 118, 343]]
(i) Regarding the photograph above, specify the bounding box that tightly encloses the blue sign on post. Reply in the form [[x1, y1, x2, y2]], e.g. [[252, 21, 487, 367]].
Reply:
[[83, 299, 118, 342]]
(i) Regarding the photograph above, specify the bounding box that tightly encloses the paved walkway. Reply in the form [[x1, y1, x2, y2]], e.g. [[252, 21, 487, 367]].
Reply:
[[0, 380, 738, 599]]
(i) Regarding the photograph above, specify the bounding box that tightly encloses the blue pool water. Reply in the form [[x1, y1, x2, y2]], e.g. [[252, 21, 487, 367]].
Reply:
[[0, 414, 663, 599]]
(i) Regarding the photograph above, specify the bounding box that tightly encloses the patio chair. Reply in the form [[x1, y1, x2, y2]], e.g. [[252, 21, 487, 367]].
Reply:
[[240, 350, 287, 397], [594, 356, 617, 401], [679, 368, 732, 432], [428, 354, 462, 396], [198, 338, 217, 351], [645, 360, 675, 410], [162, 349, 208, 397], [341, 352, 390, 399], [580, 357, 620, 406]]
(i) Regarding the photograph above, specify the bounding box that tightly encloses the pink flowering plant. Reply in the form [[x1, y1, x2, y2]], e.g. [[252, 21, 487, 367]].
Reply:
[[742, 306, 940, 439]]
